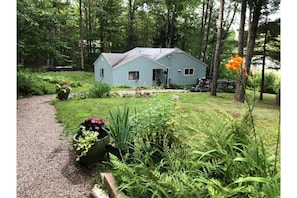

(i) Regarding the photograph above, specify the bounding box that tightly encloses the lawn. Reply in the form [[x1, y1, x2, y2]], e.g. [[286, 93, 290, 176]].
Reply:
[[48, 71, 280, 197], [53, 90, 279, 154]]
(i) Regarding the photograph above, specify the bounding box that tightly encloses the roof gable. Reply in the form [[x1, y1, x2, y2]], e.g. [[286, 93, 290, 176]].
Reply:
[[127, 47, 183, 60], [99, 47, 205, 68]]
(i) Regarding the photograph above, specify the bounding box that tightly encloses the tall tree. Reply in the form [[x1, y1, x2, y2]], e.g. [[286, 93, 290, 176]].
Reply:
[[17, 0, 78, 68], [97, 0, 124, 53], [254, 17, 280, 100], [126, 0, 141, 50], [79, 0, 84, 70], [234, 0, 247, 101], [198, 0, 214, 61], [210, 0, 224, 96], [235, 0, 267, 102]]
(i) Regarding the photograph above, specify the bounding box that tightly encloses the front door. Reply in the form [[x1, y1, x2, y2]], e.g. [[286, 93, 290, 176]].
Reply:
[[152, 69, 162, 86]]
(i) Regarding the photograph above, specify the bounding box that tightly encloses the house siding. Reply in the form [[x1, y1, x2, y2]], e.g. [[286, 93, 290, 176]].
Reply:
[[158, 52, 207, 86], [94, 55, 113, 85], [113, 56, 167, 87], [93, 48, 207, 87]]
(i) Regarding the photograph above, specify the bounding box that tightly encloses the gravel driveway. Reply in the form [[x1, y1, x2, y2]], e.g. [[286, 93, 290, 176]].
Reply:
[[17, 95, 95, 198]]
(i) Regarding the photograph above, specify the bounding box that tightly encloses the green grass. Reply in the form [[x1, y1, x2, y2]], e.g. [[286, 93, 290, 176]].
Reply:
[[46, 73, 280, 197], [40, 71, 279, 152], [38, 71, 95, 92], [52, 91, 279, 153]]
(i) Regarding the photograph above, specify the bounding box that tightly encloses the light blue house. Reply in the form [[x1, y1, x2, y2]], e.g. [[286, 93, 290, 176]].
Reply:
[[93, 47, 207, 87]]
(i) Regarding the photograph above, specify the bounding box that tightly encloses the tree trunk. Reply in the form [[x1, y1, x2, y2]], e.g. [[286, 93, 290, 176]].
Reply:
[[235, 0, 264, 102], [79, 0, 84, 70], [210, 0, 224, 96], [202, 0, 213, 62], [235, 0, 246, 102], [260, 15, 268, 100], [198, 0, 206, 60], [127, 0, 137, 50]]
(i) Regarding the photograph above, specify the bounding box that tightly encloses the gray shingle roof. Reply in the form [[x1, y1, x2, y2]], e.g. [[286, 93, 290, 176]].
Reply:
[[102, 47, 182, 68]]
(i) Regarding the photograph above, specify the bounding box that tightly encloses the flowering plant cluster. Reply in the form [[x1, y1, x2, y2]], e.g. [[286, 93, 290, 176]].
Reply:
[[225, 54, 249, 79], [56, 80, 71, 93], [77, 118, 109, 139], [225, 54, 244, 72]]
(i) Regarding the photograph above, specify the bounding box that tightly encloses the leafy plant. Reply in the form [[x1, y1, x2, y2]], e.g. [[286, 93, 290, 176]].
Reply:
[[108, 55, 280, 197], [74, 127, 99, 161], [108, 105, 135, 161], [73, 118, 110, 162], [88, 81, 111, 98], [17, 70, 55, 97], [55, 80, 71, 100], [130, 99, 181, 163]]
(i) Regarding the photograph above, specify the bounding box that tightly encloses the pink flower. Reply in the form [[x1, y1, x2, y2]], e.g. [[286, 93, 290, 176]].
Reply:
[[172, 95, 179, 101], [91, 119, 96, 124], [96, 119, 103, 125]]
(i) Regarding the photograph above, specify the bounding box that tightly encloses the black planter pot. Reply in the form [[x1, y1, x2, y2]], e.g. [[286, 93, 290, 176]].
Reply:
[[57, 90, 70, 100], [73, 134, 110, 166]]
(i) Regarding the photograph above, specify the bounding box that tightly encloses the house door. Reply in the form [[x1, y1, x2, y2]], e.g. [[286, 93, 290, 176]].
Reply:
[[152, 69, 162, 86]]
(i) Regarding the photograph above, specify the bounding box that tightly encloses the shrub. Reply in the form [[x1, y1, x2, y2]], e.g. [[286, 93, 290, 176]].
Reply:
[[247, 72, 280, 94], [88, 81, 111, 98], [130, 99, 181, 164], [17, 71, 55, 97], [110, 97, 280, 197]]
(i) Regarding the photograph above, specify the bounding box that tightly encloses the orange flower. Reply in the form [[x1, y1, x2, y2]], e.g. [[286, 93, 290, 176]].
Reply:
[[225, 54, 244, 73]]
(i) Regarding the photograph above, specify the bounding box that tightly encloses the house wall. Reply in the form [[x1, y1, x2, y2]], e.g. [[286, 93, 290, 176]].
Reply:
[[94, 55, 113, 85], [159, 52, 207, 86], [113, 56, 167, 87]]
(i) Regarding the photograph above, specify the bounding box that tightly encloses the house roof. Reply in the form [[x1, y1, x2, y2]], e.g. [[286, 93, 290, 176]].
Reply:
[[127, 47, 183, 60], [99, 47, 206, 68], [101, 53, 141, 68]]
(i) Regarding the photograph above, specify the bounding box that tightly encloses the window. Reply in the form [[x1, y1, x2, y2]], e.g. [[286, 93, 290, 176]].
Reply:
[[184, 68, 194, 76], [128, 71, 139, 80], [100, 68, 104, 77]]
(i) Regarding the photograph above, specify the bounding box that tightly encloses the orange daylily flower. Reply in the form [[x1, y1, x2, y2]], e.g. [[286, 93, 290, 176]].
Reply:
[[225, 54, 244, 73]]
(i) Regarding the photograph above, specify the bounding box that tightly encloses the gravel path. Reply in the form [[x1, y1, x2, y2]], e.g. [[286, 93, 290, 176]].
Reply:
[[17, 95, 95, 198]]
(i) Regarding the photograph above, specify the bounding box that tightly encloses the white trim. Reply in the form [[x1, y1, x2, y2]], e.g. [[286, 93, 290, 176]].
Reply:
[[184, 68, 195, 76]]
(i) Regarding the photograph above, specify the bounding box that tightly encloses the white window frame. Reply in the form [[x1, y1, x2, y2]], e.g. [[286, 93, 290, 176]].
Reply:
[[128, 71, 139, 80], [184, 68, 195, 76]]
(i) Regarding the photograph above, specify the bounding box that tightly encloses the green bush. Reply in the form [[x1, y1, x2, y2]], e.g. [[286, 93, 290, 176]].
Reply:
[[88, 81, 111, 98], [130, 100, 181, 164], [247, 72, 280, 94], [110, 100, 280, 197], [17, 71, 55, 97]]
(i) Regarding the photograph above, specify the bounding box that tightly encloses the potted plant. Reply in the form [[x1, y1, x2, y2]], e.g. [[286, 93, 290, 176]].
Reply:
[[73, 118, 110, 165], [56, 80, 71, 100]]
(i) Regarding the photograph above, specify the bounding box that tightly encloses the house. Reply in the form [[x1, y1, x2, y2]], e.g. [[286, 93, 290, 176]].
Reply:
[[93, 47, 207, 87]]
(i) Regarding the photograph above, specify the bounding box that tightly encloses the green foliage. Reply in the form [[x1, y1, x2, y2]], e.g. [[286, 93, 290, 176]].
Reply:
[[73, 127, 99, 161], [108, 106, 135, 157], [247, 72, 280, 94], [17, 0, 79, 67], [17, 70, 55, 97], [88, 81, 111, 98], [130, 99, 181, 163], [107, 94, 280, 197]]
